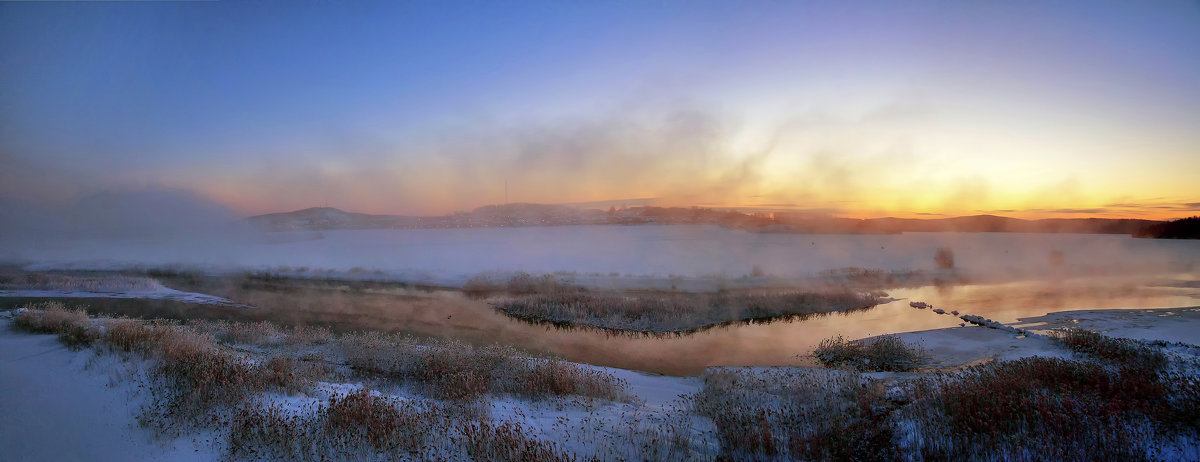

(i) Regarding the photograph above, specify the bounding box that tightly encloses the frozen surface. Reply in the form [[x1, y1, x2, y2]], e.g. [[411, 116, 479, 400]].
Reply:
[[0, 288, 239, 305]]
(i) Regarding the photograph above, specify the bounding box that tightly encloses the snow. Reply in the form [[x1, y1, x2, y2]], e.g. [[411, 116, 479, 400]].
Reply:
[[895, 306, 1200, 370], [4, 302, 1198, 461], [0, 321, 217, 462]]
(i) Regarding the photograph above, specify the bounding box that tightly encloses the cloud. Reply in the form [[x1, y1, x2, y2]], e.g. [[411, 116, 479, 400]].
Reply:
[[1103, 201, 1200, 212], [1043, 208, 1107, 214]]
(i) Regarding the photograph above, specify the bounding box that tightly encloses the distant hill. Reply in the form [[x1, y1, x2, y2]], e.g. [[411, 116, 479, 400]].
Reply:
[[770, 214, 1160, 235], [247, 205, 1166, 236], [246, 207, 420, 231], [1133, 217, 1200, 239], [246, 204, 610, 231]]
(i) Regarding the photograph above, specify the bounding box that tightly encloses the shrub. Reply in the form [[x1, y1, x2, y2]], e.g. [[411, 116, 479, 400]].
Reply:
[[813, 334, 926, 372], [693, 367, 897, 460], [906, 356, 1198, 460], [1050, 328, 1167, 373], [513, 359, 628, 402], [463, 274, 504, 298], [459, 420, 577, 462], [227, 389, 445, 461], [12, 302, 99, 349], [321, 388, 437, 454], [339, 333, 627, 402]]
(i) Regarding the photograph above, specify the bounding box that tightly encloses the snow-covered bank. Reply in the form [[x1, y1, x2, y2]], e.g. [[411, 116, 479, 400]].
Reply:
[[0, 322, 214, 461], [3, 301, 1198, 461], [895, 306, 1200, 370]]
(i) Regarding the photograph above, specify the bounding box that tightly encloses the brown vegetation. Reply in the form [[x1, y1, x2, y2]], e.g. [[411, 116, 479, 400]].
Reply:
[[494, 289, 883, 333], [338, 332, 628, 402], [813, 334, 927, 372]]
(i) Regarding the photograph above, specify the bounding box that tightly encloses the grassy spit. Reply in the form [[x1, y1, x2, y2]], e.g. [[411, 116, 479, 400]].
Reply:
[[476, 273, 885, 333]]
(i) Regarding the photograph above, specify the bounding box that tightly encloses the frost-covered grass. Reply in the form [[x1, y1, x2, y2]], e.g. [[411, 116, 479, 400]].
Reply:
[[493, 287, 884, 333], [12, 301, 100, 349], [812, 334, 928, 372], [693, 367, 899, 460], [9, 302, 1198, 461], [338, 331, 629, 402], [904, 356, 1200, 460], [7, 303, 636, 460], [692, 328, 1200, 461], [1050, 327, 1168, 372], [187, 319, 334, 347]]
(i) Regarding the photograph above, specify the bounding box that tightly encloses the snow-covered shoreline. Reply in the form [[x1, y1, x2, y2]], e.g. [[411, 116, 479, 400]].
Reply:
[[3, 303, 1198, 461]]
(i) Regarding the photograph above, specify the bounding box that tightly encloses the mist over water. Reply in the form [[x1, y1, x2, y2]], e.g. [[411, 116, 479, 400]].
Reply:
[[4, 223, 1197, 287], [3, 187, 1198, 375]]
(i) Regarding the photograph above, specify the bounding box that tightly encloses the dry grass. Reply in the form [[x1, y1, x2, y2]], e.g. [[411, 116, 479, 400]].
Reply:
[[813, 334, 927, 372], [1050, 327, 1167, 373], [901, 356, 1199, 460], [18, 301, 1193, 461], [693, 367, 898, 461], [0, 270, 161, 292], [463, 271, 576, 298], [12, 301, 100, 349], [188, 319, 334, 348], [494, 289, 883, 333], [696, 345, 1200, 461], [459, 420, 578, 462], [338, 332, 628, 402], [7, 302, 631, 460], [227, 388, 447, 461]]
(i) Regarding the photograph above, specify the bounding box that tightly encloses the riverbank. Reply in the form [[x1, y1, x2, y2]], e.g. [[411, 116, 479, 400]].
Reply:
[[3, 302, 1198, 460]]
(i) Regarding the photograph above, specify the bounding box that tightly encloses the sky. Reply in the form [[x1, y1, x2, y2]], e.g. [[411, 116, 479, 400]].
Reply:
[[2, 0, 1199, 219]]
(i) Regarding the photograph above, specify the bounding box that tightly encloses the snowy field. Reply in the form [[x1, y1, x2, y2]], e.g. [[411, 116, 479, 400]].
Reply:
[[5, 226, 1198, 287]]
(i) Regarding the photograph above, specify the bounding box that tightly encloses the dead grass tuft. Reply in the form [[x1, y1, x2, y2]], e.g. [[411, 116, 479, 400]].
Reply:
[[460, 420, 577, 462], [813, 334, 927, 372], [12, 301, 99, 349], [339, 333, 628, 402], [1050, 327, 1167, 373]]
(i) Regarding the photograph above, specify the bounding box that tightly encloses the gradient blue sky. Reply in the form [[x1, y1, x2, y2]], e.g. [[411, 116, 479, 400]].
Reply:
[[3, 1, 1199, 218]]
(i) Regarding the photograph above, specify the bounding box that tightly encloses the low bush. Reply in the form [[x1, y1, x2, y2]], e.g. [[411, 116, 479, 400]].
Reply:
[[339, 333, 628, 402], [693, 367, 898, 461], [321, 388, 438, 454], [813, 334, 926, 372], [1050, 327, 1167, 373], [12, 302, 99, 349], [227, 389, 446, 461], [459, 420, 577, 462], [905, 356, 1199, 460]]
